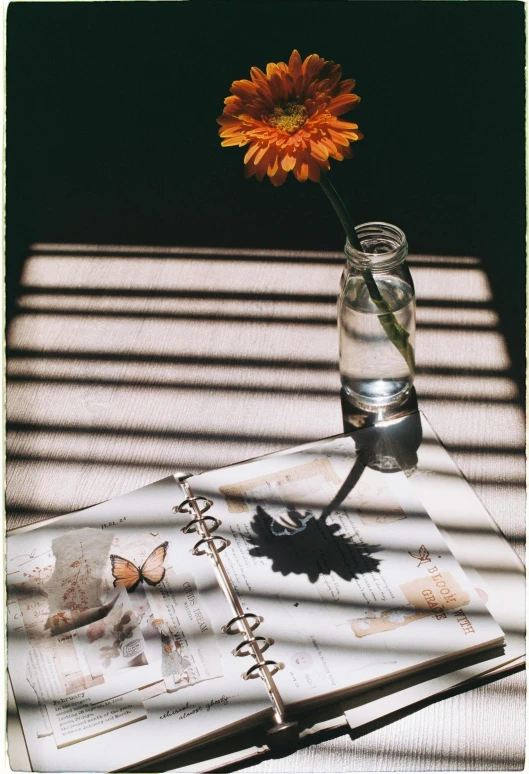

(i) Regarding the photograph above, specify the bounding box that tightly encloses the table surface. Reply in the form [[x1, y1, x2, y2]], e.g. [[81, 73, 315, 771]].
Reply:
[[6, 242, 526, 771]]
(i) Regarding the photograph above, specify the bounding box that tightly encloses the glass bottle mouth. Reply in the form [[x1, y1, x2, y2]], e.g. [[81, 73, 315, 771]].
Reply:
[[345, 222, 408, 271]]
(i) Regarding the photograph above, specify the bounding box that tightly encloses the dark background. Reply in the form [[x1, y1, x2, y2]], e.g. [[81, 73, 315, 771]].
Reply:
[[6, 1, 526, 392]]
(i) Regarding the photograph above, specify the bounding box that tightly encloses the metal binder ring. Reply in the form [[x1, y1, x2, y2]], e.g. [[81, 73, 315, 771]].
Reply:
[[243, 661, 284, 680], [174, 497, 213, 515], [181, 515, 221, 534], [232, 636, 273, 657], [222, 613, 262, 635], [191, 536, 230, 556]]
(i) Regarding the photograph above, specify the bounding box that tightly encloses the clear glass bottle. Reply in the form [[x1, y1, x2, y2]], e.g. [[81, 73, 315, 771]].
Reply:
[[338, 222, 416, 410]]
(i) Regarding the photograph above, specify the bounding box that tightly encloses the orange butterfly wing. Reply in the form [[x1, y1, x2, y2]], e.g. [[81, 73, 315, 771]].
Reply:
[[140, 542, 169, 586], [110, 555, 141, 592]]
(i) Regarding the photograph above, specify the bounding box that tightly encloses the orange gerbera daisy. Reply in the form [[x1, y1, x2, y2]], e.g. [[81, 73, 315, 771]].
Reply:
[[217, 50, 363, 186]]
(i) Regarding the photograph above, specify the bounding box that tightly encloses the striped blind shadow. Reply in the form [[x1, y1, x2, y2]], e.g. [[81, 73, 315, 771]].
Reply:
[[5, 246, 524, 774], [5, 244, 523, 527]]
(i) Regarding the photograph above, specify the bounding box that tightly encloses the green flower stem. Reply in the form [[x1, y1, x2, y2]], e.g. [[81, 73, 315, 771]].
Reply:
[[318, 172, 415, 375]]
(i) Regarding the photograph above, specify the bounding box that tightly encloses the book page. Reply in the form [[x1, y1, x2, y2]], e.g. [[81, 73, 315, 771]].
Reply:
[[341, 411, 525, 732], [192, 436, 505, 709], [7, 477, 272, 772]]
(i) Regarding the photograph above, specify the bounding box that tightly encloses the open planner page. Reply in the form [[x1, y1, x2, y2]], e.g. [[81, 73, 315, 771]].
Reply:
[[343, 411, 525, 731], [192, 435, 505, 710], [6, 427, 510, 772], [7, 477, 272, 773]]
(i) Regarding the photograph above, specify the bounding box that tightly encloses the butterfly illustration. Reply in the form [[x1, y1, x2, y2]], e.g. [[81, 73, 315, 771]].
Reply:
[[110, 542, 169, 592], [408, 545, 431, 568]]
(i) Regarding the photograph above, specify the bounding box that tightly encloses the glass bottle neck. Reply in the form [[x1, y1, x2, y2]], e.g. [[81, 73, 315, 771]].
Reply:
[[345, 222, 408, 272]]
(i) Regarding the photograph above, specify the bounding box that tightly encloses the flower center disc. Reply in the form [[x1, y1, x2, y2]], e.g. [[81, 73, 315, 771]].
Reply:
[[268, 101, 308, 134]]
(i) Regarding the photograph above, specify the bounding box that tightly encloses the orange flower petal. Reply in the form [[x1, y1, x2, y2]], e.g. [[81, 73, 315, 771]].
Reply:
[[328, 93, 361, 116], [309, 139, 329, 161], [216, 114, 239, 127], [307, 156, 322, 182], [219, 50, 362, 184], [330, 118, 361, 130], [267, 154, 279, 177], [269, 166, 289, 186], [244, 143, 261, 164], [254, 145, 269, 165], [250, 66, 268, 85], [320, 137, 338, 155], [230, 79, 258, 99], [294, 160, 309, 182], [221, 136, 247, 147], [281, 153, 296, 171], [338, 78, 356, 94], [244, 163, 256, 179], [302, 53, 324, 80], [288, 49, 302, 75]]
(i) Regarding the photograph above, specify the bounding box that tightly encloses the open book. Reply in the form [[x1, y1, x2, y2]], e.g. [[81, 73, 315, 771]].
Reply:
[[6, 412, 513, 772]]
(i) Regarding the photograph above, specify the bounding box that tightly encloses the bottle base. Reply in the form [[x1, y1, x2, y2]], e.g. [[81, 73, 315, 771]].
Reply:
[[342, 378, 413, 411]]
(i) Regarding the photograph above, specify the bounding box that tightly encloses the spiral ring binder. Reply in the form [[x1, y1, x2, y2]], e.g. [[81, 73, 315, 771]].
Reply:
[[192, 535, 230, 556], [223, 612, 262, 635], [232, 635, 273, 657], [244, 660, 282, 680], [174, 495, 213, 515], [181, 515, 221, 534], [175, 475, 299, 743]]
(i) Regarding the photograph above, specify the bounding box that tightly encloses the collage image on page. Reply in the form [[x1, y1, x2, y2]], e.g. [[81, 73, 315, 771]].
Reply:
[[7, 516, 224, 750]]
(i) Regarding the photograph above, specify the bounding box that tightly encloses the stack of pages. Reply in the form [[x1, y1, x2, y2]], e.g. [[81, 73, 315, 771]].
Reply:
[[7, 411, 525, 772]]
